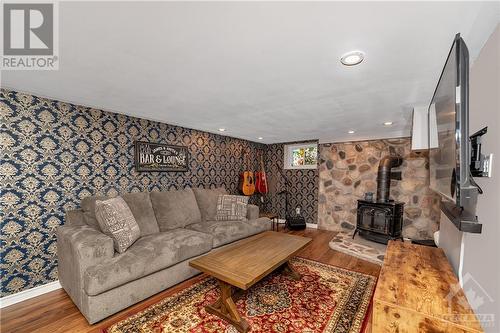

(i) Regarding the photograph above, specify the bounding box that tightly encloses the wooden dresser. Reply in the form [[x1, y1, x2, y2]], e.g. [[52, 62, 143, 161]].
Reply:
[[373, 241, 483, 332]]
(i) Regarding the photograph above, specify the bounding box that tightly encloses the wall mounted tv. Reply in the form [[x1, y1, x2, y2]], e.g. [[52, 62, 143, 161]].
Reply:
[[428, 33, 482, 233]]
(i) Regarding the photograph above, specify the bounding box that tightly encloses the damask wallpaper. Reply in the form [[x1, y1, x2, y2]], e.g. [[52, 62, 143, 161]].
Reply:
[[0, 89, 265, 297], [263, 143, 319, 225]]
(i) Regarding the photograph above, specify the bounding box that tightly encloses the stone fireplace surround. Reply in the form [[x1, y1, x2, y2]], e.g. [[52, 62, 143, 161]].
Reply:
[[318, 138, 441, 240]]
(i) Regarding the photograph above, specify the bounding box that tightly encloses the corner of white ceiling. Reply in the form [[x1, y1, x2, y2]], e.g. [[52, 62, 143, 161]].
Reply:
[[462, 3, 500, 65]]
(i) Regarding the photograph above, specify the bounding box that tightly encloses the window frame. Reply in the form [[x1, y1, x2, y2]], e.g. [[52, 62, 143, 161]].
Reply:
[[283, 142, 318, 170]]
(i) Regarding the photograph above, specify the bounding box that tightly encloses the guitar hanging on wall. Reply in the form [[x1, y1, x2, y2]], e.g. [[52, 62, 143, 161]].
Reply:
[[255, 152, 268, 194], [238, 148, 256, 196]]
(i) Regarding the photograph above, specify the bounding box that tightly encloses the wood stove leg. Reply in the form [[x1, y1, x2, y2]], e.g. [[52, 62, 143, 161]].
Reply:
[[352, 229, 358, 239], [205, 280, 249, 333]]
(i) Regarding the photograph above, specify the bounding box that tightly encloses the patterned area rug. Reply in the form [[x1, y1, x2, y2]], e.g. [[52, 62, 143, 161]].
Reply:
[[329, 232, 387, 265], [103, 257, 376, 333]]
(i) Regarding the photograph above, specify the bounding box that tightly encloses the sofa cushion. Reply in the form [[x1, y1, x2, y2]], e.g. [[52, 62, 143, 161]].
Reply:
[[246, 204, 260, 220], [150, 188, 201, 231], [244, 217, 273, 234], [95, 197, 141, 253], [81, 195, 107, 229], [84, 228, 212, 296], [192, 187, 227, 221], [121, 192, 159, 236], [215, 195, 249, 221], [81, 193, 159, 237], [185, 220, 255, 248], [65, 209, 86, 227]]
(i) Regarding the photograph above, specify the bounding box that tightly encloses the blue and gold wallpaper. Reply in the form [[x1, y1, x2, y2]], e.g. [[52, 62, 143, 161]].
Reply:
[[0, 88, 266, 297]]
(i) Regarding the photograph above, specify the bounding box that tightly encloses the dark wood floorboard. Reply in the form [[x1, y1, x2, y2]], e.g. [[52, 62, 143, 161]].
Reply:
[[0, 228, 380, 333]]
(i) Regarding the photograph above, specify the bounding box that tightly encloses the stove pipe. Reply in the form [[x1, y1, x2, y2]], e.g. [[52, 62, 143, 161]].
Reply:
[[376, 155, 403, 202]]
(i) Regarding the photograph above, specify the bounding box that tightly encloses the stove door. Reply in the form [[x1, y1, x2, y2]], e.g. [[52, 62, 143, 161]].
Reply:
[[357, 206, 392, 235]]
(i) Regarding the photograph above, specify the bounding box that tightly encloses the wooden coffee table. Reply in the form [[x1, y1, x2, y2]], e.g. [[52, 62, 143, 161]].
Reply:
[[189, 231, 311, 332]]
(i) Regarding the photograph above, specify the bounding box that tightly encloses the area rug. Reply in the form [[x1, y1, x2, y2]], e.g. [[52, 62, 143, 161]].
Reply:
[[329, 232, 386, 265], [103, 257, 376, 333]]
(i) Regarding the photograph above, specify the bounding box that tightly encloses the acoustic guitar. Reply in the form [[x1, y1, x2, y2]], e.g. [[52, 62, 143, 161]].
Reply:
[[255, 152, 269, 194], [238, 149, 256, 196]]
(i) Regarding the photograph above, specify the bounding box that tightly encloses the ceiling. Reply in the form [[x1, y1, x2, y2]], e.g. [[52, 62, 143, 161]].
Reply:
[[2, 1, 499, 144]]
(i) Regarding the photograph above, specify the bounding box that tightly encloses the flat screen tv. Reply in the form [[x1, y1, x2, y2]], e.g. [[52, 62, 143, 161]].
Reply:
[[428, 34, 480, 231]]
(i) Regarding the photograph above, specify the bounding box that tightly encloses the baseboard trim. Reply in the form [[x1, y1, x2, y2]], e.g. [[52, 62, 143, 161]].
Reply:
[[0, 280, 61, 308], [276, 219, 318, 229]]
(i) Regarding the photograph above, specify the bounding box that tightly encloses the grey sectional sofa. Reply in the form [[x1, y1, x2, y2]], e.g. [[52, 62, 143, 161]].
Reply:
[[57, 187, 271, 324]]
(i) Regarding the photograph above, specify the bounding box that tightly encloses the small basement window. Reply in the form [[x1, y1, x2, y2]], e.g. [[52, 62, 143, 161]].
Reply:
[[284, 142, 318, 169]]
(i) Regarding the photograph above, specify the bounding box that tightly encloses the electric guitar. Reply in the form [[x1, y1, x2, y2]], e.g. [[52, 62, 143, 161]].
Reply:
[[238, 149, 256, 196], [255, 152, 269, 194]]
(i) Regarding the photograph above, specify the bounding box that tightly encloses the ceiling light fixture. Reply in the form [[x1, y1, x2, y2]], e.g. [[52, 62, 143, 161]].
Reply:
[[383, 121, 393, 126], [340, 51, 364, 66], [257, 137, 263, 140], [348, 130, 355, 134], [218, 128, 226, 132]]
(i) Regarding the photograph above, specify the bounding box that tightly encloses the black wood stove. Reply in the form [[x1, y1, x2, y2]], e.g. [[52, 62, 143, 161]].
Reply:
[[353, 156, 405, 244], [354, 200, 404, 244]]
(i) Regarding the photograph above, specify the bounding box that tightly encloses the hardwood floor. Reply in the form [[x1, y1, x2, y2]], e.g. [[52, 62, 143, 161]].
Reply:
[[0, 229, 381, 333]]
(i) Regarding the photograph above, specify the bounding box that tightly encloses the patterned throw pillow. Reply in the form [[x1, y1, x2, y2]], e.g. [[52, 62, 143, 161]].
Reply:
[[215, 195, 249, 221], [95, 197, 141, 253]]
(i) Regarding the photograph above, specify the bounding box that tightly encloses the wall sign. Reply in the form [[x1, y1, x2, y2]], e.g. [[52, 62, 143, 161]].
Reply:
[[134, 141, 189, 172]]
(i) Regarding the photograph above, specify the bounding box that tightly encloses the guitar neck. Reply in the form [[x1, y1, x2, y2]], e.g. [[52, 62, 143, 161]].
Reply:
[[260, 153, 265, 174], [242, 147, 249, 171]]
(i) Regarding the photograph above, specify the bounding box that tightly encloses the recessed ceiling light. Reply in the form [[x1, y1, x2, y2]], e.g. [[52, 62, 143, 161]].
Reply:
[[257, 137, 263, 140], [348, 130, 355, 134], [218, 128, 226, 132], [340, 51, 364, 66], [383, 122, 393, 126]]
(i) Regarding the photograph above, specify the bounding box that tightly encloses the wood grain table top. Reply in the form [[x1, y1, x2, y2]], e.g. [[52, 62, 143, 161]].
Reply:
[[374, 240, 483, 331], [189, 231, 312, 290]]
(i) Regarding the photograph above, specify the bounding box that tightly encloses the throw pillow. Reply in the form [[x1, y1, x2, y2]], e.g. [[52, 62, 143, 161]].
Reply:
[[215, 194, 249, 221], [95, 196, 141, 253]]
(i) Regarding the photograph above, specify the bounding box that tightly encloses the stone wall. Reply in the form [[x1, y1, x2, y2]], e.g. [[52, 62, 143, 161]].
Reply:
[[317, 138, 440, 239]]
